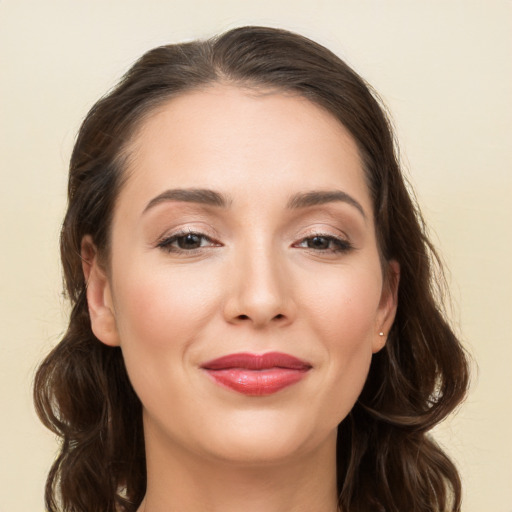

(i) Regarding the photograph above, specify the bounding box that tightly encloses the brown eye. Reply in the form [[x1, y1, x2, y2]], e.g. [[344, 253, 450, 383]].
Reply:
[[307, 236, 331, 250], [294, 234, 353, 253], [176, 233, 204, 250], [157, 231, 219, 253]]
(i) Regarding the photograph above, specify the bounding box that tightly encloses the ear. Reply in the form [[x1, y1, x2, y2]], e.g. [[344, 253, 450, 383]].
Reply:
[[372, 259, 400, 353], [81, 235, 120, 347]]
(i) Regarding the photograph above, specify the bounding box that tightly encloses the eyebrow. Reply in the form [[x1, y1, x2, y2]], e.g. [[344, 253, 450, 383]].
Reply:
[[143, 188, 366, 218], [286, 190, 366, 218], [143, 188, 231, 213]]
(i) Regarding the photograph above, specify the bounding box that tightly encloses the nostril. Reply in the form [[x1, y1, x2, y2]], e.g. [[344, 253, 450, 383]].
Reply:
[[235, 313, 285, 321]]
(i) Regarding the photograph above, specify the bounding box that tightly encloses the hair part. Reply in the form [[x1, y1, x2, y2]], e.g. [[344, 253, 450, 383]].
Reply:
[[34, 26, 469, 512]]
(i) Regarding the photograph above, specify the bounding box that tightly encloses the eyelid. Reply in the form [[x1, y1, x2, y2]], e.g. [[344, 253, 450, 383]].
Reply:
[[290, 221, 355, 253], [156, 228, 222, 254], [155, 221, 220, 243], [293, 233, 353, 252], [293, 223, 351, 242]]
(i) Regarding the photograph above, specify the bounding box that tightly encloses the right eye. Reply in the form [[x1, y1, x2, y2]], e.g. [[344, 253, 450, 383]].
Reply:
[[157, 231, 219, 253]]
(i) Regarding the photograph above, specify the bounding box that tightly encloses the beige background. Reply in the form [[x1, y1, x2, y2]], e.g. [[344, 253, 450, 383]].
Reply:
[[1, 1, 510, 510]]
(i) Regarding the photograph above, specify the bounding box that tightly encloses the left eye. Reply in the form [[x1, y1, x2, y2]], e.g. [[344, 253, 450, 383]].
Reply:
[[158, 232, 217, 252], [295, 235, 352, 253]]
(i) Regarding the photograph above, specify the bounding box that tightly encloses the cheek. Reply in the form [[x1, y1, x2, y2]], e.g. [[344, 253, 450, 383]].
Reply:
[[298, 264, 382, 418], [111, 260, 223, 353], [302, 263, 382, 345], [110, 261, 225, 419]]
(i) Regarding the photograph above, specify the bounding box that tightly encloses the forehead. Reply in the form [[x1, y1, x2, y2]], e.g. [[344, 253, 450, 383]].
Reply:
[[119, 84, 372, 215]]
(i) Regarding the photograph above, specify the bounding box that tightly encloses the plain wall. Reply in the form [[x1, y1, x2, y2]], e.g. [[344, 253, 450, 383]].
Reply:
[[1, 1, 510, 510]]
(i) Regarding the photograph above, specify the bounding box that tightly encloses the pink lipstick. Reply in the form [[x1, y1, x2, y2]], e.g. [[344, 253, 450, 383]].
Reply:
[[201, 352, 311, 396]]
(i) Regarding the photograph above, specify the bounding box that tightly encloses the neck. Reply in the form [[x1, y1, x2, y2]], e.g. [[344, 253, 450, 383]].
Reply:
[[138, 423, 339, 512]]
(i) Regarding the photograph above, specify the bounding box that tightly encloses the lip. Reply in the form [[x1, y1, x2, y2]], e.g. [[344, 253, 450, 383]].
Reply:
[[200, 352, 312, 396]]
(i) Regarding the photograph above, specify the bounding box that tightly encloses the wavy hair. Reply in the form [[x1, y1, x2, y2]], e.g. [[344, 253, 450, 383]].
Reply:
[[34, 26, 469, 512]]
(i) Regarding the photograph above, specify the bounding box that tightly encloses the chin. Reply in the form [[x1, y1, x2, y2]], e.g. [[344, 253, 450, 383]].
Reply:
[[206, 435, 309, 466], [194, 409, 337, 466]]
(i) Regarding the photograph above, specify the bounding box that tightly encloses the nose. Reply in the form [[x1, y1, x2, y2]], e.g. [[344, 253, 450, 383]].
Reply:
[[223, 243, 296, 329]]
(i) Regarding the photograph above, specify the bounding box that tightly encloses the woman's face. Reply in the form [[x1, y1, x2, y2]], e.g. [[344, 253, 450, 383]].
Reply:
[[85, 85, 398, 465]]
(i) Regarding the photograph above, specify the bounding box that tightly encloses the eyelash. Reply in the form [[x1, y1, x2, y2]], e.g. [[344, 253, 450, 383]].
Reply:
[[157, 230, 219, 254], [293, 234, 353, 253], [157, 231, 353, 255]]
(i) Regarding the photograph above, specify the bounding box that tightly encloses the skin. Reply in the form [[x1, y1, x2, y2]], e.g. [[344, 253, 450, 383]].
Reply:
[[82, 85, 399, 512]]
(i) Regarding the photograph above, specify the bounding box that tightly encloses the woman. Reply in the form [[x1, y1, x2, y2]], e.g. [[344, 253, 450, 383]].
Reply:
[[34, 26, 469, 512]]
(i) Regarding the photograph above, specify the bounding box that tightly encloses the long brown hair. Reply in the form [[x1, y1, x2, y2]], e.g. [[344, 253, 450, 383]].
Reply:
[[34, 26, 469, 512]]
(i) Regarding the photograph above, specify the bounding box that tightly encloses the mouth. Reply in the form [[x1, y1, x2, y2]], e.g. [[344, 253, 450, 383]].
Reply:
[[200, 352, 312, 396]]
